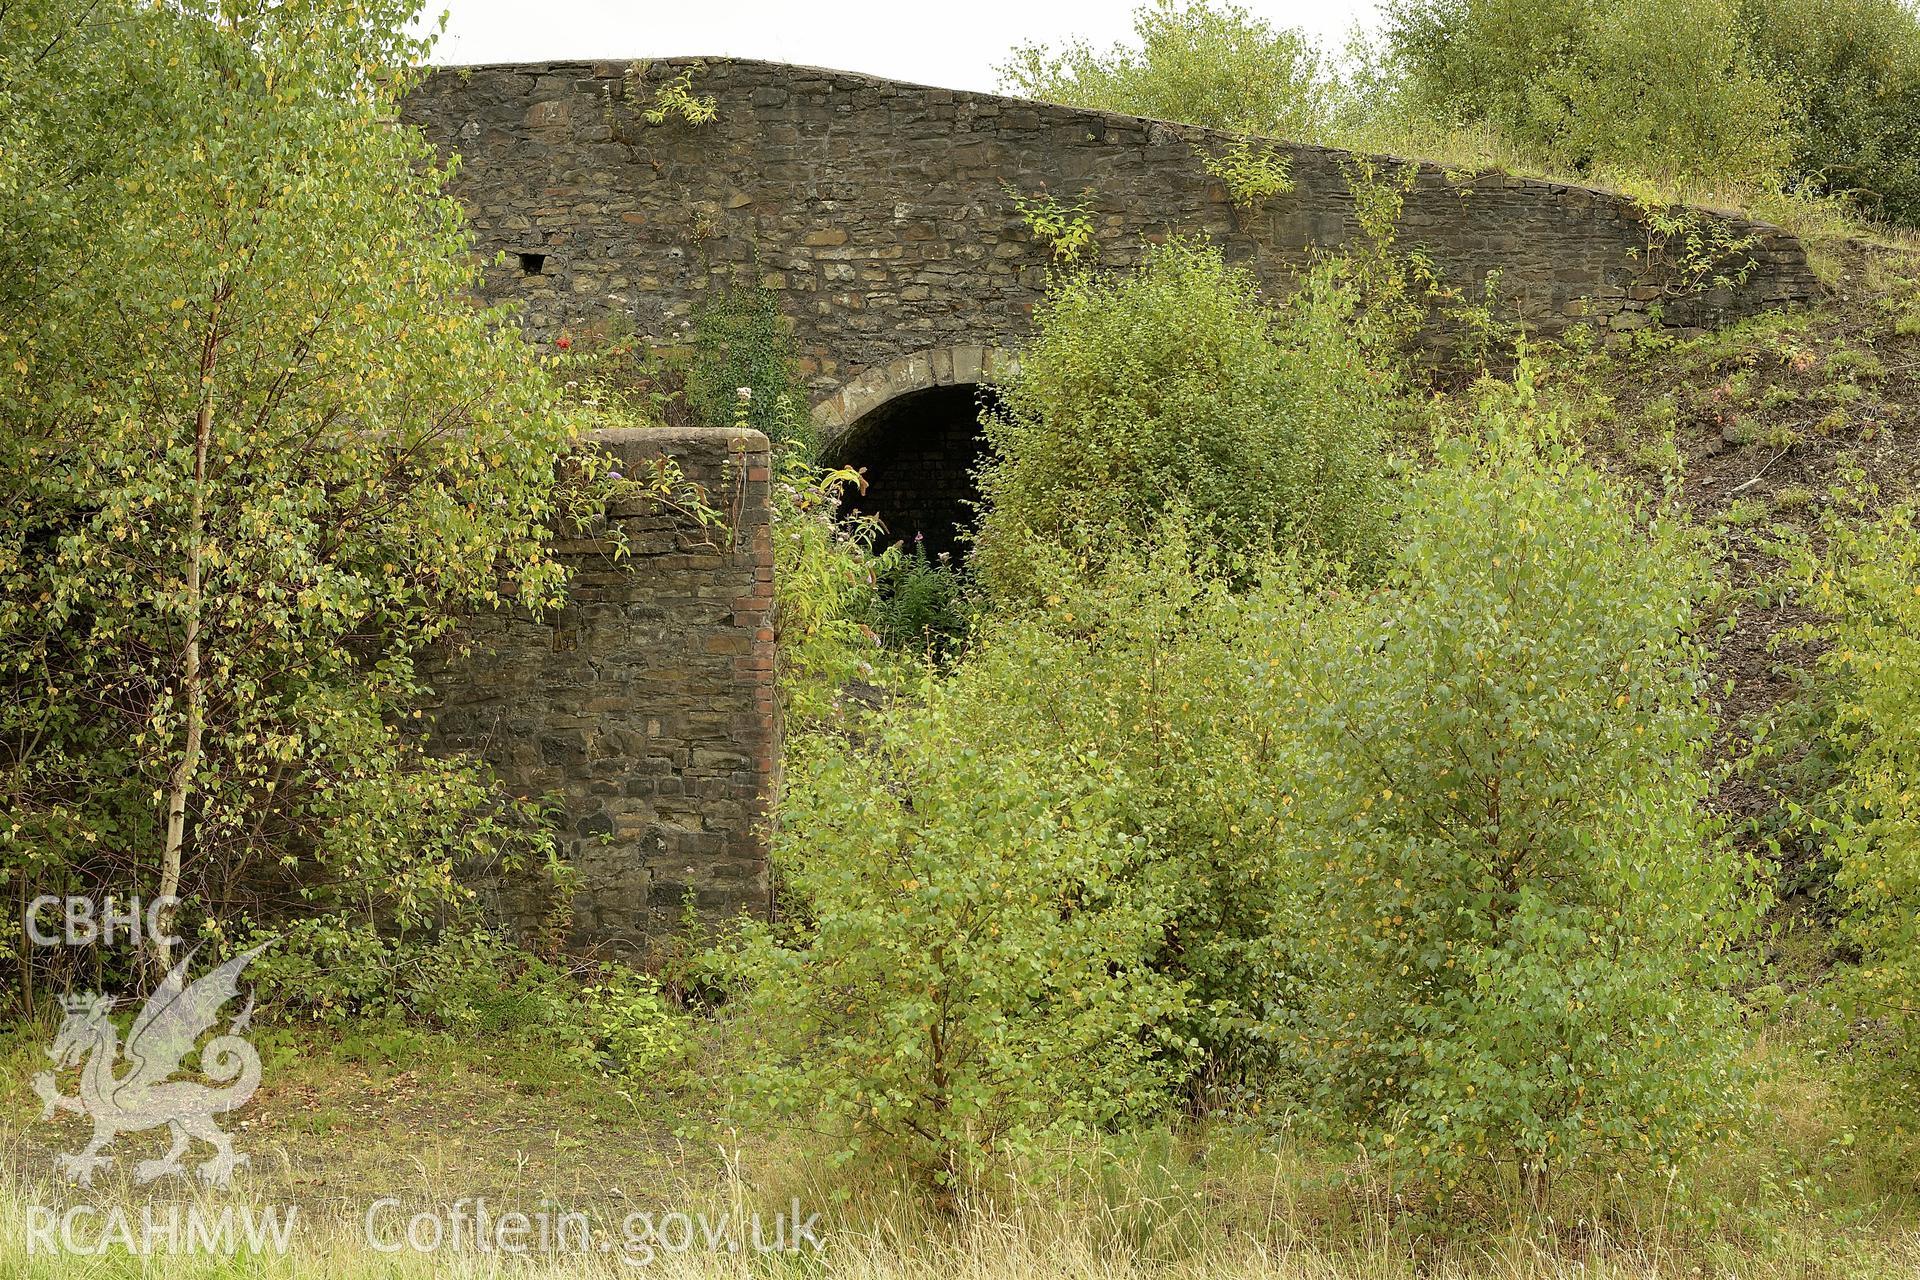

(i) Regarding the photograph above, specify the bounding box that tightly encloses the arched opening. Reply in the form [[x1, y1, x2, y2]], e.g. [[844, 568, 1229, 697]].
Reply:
[[822, 382, 994, 560]]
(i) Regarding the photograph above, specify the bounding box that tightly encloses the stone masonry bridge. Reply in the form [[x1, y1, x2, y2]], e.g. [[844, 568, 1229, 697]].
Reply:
[[403, 58, 1822, 952], [404, 57, 1820, 556]]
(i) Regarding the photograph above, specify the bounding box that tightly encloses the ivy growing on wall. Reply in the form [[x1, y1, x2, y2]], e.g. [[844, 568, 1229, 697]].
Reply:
[[687, 283, 814, 452]]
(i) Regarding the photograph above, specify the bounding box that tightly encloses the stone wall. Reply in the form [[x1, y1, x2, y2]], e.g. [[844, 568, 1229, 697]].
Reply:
[[402, 56, 1823, 446], [425, 427, 775, 954]]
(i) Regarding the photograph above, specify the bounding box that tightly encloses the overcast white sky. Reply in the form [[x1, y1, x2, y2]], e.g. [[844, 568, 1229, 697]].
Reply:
[[421, 1, 1384, 93]]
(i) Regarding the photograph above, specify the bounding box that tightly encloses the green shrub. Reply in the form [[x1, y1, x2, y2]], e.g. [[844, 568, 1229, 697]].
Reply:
[[1783, 498, 1920, 1117], [570, 970, 691, 1083], [1006, 186, 1100, 265], [998, 0, 1335, 139], [858, 539, 974, 656], [729, 703, 1186, 1188], [936, 528, 1335, 1096], [1382, 0, 1793, 187], [973, 240, 1394, 601], [759, 520, 1323, 1102], [770, 456, 905, 729], [250, 925, 687, 1085], [0, 0, 590, 989], [1741, 0, 1920, 227], [741, 523, 1337, 1158], [1275, 391, 1762, 1199], [742, 377, 1765, 1203], [1202, 139, 1296, 214], [555, 328, 685, 428]]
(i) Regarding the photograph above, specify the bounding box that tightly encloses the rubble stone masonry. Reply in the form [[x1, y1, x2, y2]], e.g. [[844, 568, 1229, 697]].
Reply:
[[426, 427, 775, 953], [403, 55, 1823, 443]]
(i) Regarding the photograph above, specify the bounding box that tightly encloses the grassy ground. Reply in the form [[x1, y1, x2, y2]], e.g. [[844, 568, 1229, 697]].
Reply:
[[0, 1012, 725, 1210], [2, 1010, 1918, 1278]]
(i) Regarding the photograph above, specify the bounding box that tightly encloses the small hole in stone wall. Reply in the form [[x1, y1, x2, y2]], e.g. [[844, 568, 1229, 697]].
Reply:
[[518, 252, 546, 275]]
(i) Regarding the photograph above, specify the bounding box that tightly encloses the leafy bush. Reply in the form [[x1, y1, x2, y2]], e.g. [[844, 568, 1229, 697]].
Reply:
[[1740, 0, 1920, 226], [729, 703, 1186, 1187], [1275, 391, 1762, 1198], [249, 925, 688, 1085], [640, 67, 718, 127], [554, 327, 687, 429], [999, 0, 1334, 139], [972, 240, 1394, 601], [942, 530, 1330, 1096], [1007, 186, 1101, 265], [858, 540, 973, 657], [0, 0, 592, 989], [1202, 139, 1295, 213], [1382, 0, 1793, 187], [769, 456, 904, 729], [1781, 497, 1920, 1116], [741, 369, 1771, 1204], [1002, 0, 1920, 227]]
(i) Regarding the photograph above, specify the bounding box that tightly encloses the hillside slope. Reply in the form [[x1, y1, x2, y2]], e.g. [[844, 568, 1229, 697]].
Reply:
[[1543, 243, 1920, 875]]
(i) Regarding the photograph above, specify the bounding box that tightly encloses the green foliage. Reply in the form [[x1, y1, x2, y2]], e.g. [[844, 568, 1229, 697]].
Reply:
[[1630, 202, 1763, 296], [1327, 158, 1516, 364], [933, 531, 1329, 1095], [770, 456, 898, 730], [1004, 0, 1920, 227], [973, 240, 1395, 602], [740, 396, 1760, 1196], [1382, 0, 1793, 186], [858, 540, 973, 657], [1780, 496, 1920, 1117], [729, 705, 1186, 1187], [1201, 139, 1295, 213], [1278, 387, 1761, 1193], [1006, 187, 1100, 265], [1740, 0, 1920, 226], [638, 65, 718, 126], [999, 0, 1334, 139], [0, 0, 592, 987], [686, 284, 813, 448], [553, 325, 687, 429], [250, 926, 688, 1085]]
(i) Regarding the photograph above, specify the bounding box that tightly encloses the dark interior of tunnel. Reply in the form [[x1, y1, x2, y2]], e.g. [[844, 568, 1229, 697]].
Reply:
[[824, 383, 994, 561]]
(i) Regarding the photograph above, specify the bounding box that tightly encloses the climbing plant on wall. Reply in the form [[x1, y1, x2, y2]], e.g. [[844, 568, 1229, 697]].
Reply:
[[687, 282, 814, 452]]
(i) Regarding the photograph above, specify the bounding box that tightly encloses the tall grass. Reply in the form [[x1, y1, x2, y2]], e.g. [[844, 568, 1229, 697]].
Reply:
[[3, 1164, 1918, 1280]]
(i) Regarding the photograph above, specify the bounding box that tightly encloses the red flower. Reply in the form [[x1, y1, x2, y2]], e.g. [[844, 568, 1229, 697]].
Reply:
[[555, 335, 572, 351]]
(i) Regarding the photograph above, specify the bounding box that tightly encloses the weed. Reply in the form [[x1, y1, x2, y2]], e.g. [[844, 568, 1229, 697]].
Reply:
[[1716, 497, 1773, 527], [1006, 185, 1099, 265], [1824, 347, 1887, 383]]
